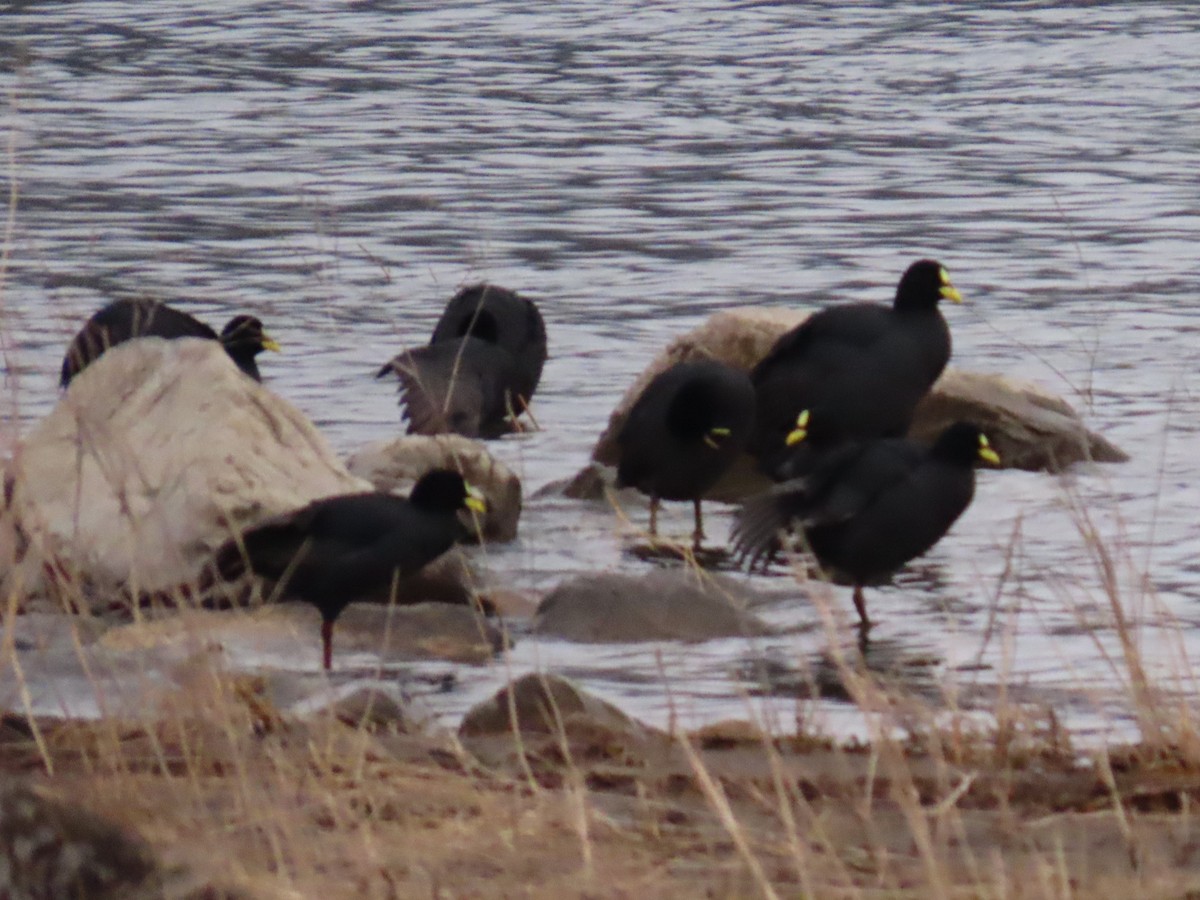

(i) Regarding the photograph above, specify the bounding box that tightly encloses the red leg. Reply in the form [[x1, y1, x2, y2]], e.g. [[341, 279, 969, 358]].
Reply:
[[648, 496, 659, 537], [852, 585, 871, 631]]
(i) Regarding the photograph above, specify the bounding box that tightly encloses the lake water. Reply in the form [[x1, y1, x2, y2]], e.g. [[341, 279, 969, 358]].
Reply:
[[3, 1, 1199, 742]]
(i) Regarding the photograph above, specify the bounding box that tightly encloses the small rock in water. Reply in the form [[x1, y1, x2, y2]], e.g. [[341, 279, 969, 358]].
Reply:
[[624, 538, 733, 570], [532, 569, 771, 643]]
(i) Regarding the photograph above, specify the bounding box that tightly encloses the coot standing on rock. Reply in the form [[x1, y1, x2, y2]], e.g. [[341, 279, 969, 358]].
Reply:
[[615, 360, 755, 550], [214, 469, 487, 670], [60, 298, 279, 386], [749, 259, 962, 477], [732, 420, 998, 630], [378, 283, 547, 438]]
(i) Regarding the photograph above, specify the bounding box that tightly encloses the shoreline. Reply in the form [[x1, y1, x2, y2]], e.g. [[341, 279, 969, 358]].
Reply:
[[3, 671, 1197, 899]]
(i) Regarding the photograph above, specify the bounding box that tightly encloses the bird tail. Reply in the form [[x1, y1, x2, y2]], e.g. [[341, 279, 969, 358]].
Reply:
[[730, 479, 814, 571]]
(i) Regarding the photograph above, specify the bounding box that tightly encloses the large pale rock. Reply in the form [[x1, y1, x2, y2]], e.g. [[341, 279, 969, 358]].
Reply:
[[581, 308, 1125, 491], [910, 369, 1127, 472], [346, 434, 522, 542], [0, 338, 371, 607]]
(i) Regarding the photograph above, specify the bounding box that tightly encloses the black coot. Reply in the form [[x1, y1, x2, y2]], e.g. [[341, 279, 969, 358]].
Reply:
[[733, 421, 998, 629], [214, 469, 486, 670], [61, 299, 279, 386], [615, 360, 755, 549], [378, 284, 547, 438], [749, 260, 961, 476]]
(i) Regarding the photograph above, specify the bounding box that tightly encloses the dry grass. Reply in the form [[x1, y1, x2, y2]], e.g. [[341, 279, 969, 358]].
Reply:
[[3, 451, 1200, 897], [6, 531, 1200, 900], [7, 664, 1200, 899]]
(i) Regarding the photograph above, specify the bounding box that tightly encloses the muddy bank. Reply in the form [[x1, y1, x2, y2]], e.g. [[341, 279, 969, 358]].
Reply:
[[1, 673, 1196, 899]]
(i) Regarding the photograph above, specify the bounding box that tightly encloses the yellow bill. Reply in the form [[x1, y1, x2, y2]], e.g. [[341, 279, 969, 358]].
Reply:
[[977, 433, 1000, 465], [939, 266, 963, 304], [785, 409, 810, 447], [703, 426, 732, 449], [465, 483, 487, 514]]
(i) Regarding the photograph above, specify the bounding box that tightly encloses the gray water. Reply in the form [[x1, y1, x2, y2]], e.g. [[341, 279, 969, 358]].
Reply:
[[3, 1, 1200, 741]]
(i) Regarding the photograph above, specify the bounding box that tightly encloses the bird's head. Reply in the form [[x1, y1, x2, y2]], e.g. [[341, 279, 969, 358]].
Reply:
[[221, 315, 281, 355], [895, 259, 963, 311]]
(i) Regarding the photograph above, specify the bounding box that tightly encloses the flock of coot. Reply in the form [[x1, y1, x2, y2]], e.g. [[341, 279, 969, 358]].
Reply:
[[57, 263, 994, 667]]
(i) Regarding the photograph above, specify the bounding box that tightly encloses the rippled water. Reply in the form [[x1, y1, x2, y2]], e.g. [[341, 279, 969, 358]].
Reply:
[[3, 2, 1199, 741]]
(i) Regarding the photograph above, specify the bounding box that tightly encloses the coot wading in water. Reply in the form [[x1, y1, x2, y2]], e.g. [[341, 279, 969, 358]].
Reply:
[[214, 469, 487, 670], [615, 359, 755, 551], [733, 418, 998, 631]]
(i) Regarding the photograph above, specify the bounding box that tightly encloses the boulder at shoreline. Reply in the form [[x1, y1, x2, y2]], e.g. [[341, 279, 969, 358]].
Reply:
[[569, 307, 1126, 500], [0, 338, 372, 609]]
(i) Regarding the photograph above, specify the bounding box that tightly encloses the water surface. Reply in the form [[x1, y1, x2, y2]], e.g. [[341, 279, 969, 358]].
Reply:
[[3, 1, 1199, 741]]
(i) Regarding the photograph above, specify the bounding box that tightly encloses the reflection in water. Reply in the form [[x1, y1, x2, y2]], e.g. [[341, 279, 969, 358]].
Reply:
[[737, 637, 943, 705], [3, 2, 1199, 740]]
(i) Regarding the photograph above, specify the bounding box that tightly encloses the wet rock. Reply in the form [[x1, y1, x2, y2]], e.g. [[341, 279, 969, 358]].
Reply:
[[459, 675, 667, 775], [532, 569, 771, 643], [0, 338, 371, 609], [324, 685, 440, 734], [910, 368, 1128, 471], [557, 461, 612, 502], [339, 601, 506, 664], [103, 602, 505, 668], [582, 307, 1124, 491], [475, 587, 540, 619], [345, 434, 522, 542], [262, 602, 505, 665], [458, 673, 646, 739]]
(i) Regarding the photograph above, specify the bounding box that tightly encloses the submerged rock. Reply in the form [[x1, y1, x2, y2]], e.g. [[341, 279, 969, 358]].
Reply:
[[331, 602, 505, 664], [0, 338, 371, 609], [575, 307, 1125, 499], [532, 569, 771, 643], [345, 433, 522, 542], [101, 602, 505, 668]]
